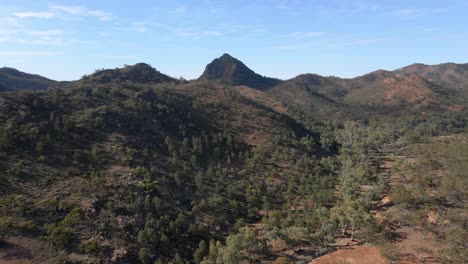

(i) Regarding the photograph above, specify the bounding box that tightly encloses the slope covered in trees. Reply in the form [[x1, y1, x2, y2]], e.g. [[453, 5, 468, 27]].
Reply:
[[0, 67, 65, 92], [0, 58, 467, 263]]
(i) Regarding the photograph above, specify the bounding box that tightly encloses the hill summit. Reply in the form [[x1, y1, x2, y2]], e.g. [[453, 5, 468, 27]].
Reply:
[[82, 63, 177, 84], [198, 53, 281, 89]]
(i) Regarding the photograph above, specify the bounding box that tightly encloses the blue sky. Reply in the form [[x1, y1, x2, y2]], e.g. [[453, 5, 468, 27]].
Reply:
[[0, 0, 467, 81]]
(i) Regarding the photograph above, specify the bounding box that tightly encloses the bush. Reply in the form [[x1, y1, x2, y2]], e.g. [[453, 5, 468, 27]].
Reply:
[[379, 242, 400, 263], [273, 257, 293, 264], [79, 239, 99, 254], [45, 224, 74, 247], [44, 208, 81, 248]]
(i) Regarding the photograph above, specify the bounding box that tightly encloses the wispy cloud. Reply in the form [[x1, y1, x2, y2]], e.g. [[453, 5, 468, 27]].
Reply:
[[169, 6, 187, 14], [27, 29, 64, 36], [0, 51, 59, 57], [0, 28, 66, 46], [411, 26, 437, 32], [17, 38, 65, 46], [389, 9, 425, 17], [14, 5, 112, 21], [15, 12, 55, 19], [386, 8, 448, 19], [343, 38, 383, 45], [272, 42, 319, 51], [50, 5, 112, 21], [0, 17, 20, 25], [282, 31, 324, 38], [176, 29, 222, 37], [273, 36, 384, 51], [98, 54, 138, 60], [0, 37, 12, 43], [132, 21, 153, 33]]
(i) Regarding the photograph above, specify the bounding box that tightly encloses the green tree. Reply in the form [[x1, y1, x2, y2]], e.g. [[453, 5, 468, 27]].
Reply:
[[193, 240, 207, 263]]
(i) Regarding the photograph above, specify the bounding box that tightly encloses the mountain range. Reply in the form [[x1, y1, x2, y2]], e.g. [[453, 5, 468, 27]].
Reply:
[[2, 54, 466, 117], [0, 54, 466, 263]]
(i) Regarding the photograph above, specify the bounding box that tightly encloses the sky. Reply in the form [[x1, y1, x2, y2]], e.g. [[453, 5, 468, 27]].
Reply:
[[0, 0, 467, 81]]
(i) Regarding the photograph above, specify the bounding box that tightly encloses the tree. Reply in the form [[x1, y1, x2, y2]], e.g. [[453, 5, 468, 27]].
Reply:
[[201, 239, 224, 264], [259, 225, 281, 255], [238, 227, 261, 262], [313, 207, 335, 248], [138, 247, 151, 264], [282, 226, 307, 250], [223, 234, 242, 263], [344, 199, 372, 240], [193, 240, 207, 263]]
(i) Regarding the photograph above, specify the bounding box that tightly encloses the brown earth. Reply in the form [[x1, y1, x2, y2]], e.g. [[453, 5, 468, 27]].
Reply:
[[310, 245, 386, 264]]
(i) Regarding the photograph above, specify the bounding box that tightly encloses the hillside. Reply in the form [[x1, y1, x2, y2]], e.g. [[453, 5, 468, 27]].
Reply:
[[0, 67, 64, 92], [343, 74, 452, 109], [81, 63, 178, 84], [198, 54, 281, 90], [267, 66, 466, 118], [395, 62, 468, 91], [0, 67, 328, 263], [0, 58, 467, 264]]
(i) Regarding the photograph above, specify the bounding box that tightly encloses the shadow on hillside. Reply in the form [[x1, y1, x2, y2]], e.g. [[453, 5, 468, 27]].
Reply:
[[0, 240, 33, 261]]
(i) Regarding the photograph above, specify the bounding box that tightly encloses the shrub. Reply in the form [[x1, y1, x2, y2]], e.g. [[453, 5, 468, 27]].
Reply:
[[45, 224, 74, 247], [79, 239, 99, 254], [273, 257, 293, 264]]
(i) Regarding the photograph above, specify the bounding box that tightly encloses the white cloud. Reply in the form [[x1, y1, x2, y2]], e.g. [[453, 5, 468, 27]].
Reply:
[[344, 38, 383, 45], [27, 29, 64, 36], [170, 6, 187, 14], [135, 27, 148, 33], [0, 29, 19, 37], [132, 21, 154, 33], [0, 28, 65, 46], [272, 43, 316, 51], [50, 5, 86, 15], [0, 17, 20, 25], [50, 5, 112, 21], [15, 12, 55, 19], [15, 5, 112, 21], [282, 32, 324, 38], [390, 9, 424, 16], [386, 8, 447, 19], [86, 10, 112, 21], [98, 54, 138, 59], [0, 37, 12, 43], [0, 51, 58, 57], [176, 30, 222, 37]]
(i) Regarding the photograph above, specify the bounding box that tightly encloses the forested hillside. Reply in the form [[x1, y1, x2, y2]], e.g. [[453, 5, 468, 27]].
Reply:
[[0, 67, 66, 92], [0, 60, 467, 264]]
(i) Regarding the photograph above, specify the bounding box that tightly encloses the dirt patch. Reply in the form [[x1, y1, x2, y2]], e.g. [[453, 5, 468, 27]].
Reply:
[[310, 245, 386, 264], [394, 226, 439, 264]]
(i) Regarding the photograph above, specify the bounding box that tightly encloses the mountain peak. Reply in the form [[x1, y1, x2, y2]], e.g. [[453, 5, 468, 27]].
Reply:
[[82, 63, 177, 84], [198, 54, 281, 90], [219, 53, 235, 59]]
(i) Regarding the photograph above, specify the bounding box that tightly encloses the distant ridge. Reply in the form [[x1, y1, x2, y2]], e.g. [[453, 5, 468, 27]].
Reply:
[[0, 67, 62, 92], [198, 53, 281, 89], [394, 62, 468, 90]]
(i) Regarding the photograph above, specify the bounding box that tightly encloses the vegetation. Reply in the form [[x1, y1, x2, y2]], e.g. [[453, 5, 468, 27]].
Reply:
[[0, 67, 65, 92], [0, 60, 467, 263]]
